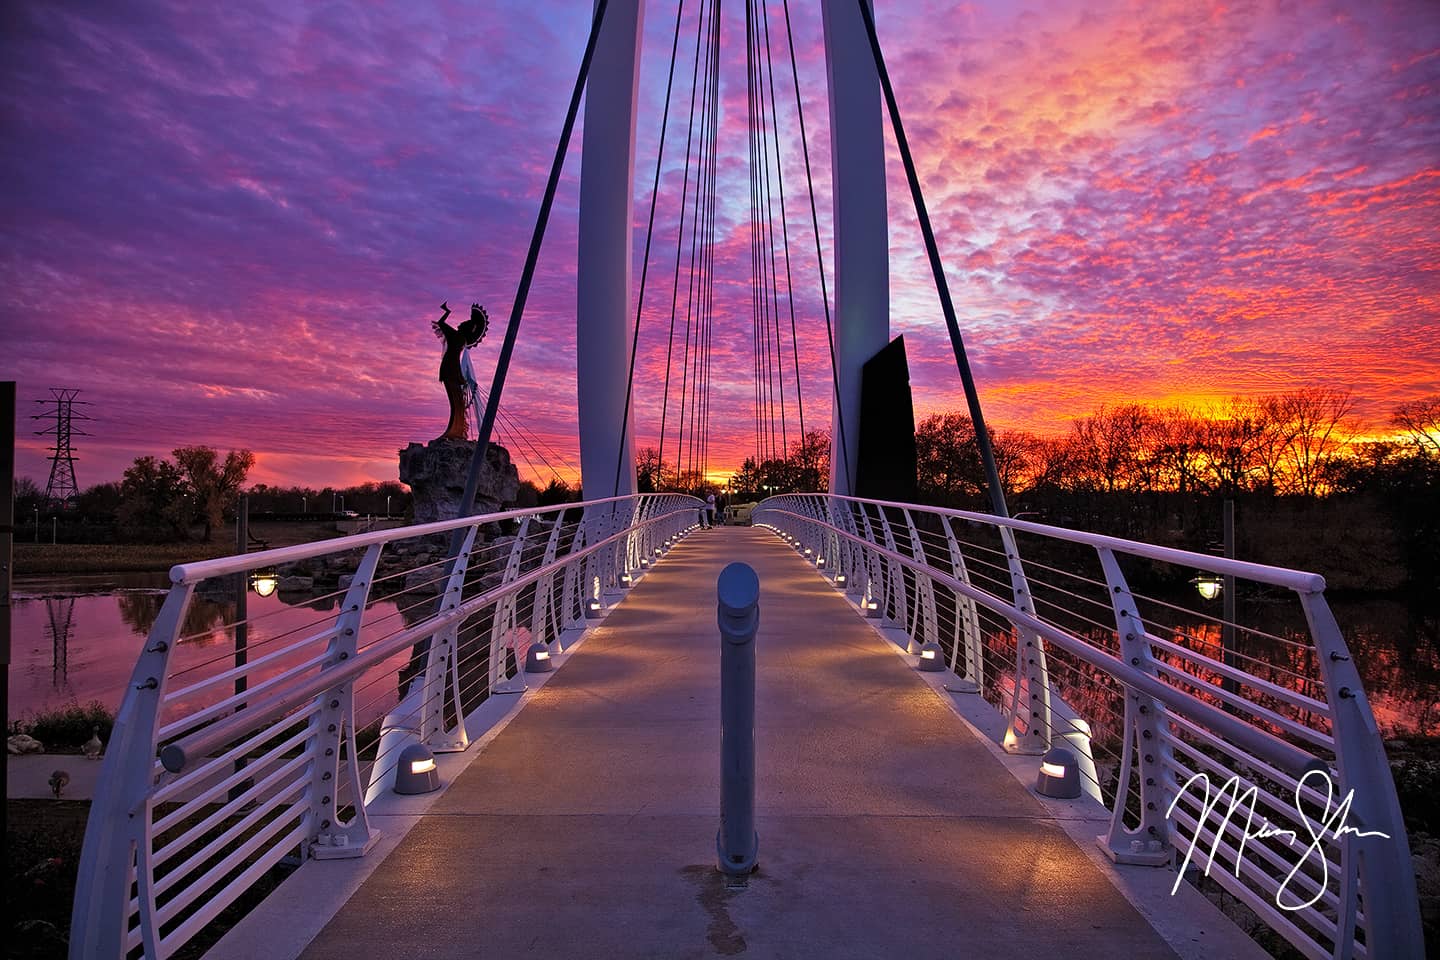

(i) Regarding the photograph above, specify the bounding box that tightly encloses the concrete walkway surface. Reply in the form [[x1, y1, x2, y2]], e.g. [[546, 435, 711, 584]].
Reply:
[[282, 526, 1227, 959]]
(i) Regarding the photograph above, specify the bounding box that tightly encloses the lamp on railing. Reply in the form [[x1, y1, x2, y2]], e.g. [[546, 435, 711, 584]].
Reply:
[[1191, 573, 1223, 601], [395, 743, 440, 795], [250, 569, 278, 598]]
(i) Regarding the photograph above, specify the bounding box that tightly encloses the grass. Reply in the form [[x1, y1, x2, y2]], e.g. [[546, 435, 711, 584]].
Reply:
[[8, 701, 115, 753], [13, 521, 347, 576], [6, 800, 89, 960]]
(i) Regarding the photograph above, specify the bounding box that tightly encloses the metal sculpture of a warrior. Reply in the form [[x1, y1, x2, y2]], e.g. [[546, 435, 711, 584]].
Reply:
[[433, 301, 490, 440]]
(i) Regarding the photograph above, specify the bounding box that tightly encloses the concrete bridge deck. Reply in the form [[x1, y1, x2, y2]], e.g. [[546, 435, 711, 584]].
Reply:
[[252, 527, 1253, 959]]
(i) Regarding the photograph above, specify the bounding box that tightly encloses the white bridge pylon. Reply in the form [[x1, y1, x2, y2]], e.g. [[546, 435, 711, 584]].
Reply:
[[575, 0, 889, 497]]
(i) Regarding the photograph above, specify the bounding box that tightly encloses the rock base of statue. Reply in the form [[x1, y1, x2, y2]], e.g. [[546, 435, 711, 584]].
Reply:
[[398, 439, 521, 525]]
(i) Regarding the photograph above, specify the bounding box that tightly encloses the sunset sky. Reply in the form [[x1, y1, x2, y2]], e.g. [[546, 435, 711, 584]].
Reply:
[[3, 0, 1438, 491]]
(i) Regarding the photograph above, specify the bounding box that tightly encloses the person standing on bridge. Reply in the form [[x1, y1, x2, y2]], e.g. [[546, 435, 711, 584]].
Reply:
[[432, 301, 489, 440], [705, 492, 717, 529]]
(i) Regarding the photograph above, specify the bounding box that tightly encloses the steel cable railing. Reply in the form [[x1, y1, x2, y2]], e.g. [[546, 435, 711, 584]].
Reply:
[[754, 492, 1422, 960], [69, 493, 701, 960]]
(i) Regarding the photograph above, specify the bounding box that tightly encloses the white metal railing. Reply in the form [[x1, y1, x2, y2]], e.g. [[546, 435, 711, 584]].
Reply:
[[69, 493, 701, 960], [754, 493, 1422, 960]]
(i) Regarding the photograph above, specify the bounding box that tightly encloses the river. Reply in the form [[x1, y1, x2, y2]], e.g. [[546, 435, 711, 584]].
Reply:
[[7, 572, 1439, 738]]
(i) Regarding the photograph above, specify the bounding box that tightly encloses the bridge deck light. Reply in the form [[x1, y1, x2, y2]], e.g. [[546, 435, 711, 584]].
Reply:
[[395, 743, 440, 795], [1035, 747, 1081, 799], [587, 599, 603, 617], [917, 642, 943, 671], [815, 556, 825, 567], [525, 642, 554, 674], [620, 573, 633, 586], [864, 598, 880, 618]]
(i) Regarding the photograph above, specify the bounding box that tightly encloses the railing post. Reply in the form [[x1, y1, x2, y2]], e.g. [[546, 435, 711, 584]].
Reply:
[[311, 543, 384, 858], [422, 529, 478, 748], [716, 562, 760, 877], [999, 526, 1050, 756], [562, 520, 586, 626], [856, 505, 883, 613], [902, 509, 938, 653], [940, 516, 983, 688], [490, 516, 533, 693], [1095, 547, 1173, 865], [70, 584, 193, 959], [1301, 593, 1423, 957], [875, 508, 908, 631], [531, 510, 570, 650], [838, 499, 863, 596]]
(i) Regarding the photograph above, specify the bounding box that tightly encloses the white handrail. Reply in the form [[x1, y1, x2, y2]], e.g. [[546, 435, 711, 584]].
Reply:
[[70, 493, 702, 960], [753, 492, 1422, 960]]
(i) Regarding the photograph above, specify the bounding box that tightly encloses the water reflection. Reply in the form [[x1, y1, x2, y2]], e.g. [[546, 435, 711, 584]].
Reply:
[[9, 573, 1438, 742], [8, 575, 410, 727], [46, 597, 74, 688]]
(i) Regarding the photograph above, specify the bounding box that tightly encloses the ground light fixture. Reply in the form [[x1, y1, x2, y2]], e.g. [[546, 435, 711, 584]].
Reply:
[[620, 573, 633, 586], [395, 743, 440, 795], [864, 597, 881, 618], [834, 573, 847, 587], [587, 598, 603, 618], [815, 556, 825, 567], [917, 642, 944, 671], [525, 642, 554, 673], [1035, 746, 1081, 799]]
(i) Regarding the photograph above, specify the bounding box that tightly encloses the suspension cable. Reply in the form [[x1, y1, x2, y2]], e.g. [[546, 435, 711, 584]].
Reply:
[[698, 0, 721, 484], [854, 0, 1011, 518], [760, 0, 805, 445], [657, 0, 712, 490], [675, 0, 718, 486], [610, 0, 687, 499], [780, 0, 851, 486], [755, 2, 788, 457], [440, 0, 609, 625]]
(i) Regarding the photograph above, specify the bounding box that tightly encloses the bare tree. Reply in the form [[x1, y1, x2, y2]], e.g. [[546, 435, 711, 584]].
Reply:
[[1266, 388, 1355, 497], [1392, 395, 1440, 457], [915, 412, 984, 503], [1148, 406, 1208, 494], [635, 446, 668, 493], [1069, 404, 1156, 493]]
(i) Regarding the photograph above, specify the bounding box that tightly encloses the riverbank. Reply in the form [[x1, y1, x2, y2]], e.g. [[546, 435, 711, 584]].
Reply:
[[12, 521, 347, 576]]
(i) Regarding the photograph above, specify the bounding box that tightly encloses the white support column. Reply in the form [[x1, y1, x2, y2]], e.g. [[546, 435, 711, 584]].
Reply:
[[822, 0, 889, 495], [577, 0, 645, 500]]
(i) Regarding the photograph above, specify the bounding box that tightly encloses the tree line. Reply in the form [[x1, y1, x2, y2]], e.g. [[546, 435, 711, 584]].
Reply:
[[914, 389, 1437, 504]]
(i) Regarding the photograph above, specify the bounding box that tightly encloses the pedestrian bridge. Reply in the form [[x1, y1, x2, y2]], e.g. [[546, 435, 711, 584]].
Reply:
[[68, 494, 1422, 959]]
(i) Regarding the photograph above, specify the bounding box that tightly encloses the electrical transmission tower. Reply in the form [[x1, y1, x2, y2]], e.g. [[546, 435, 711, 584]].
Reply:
[[33, 388, 92, 508]]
